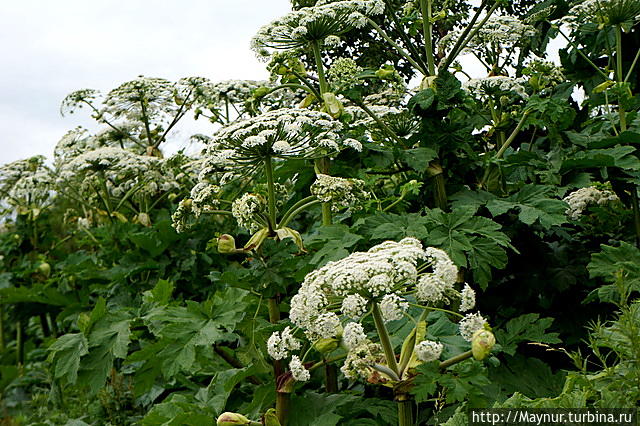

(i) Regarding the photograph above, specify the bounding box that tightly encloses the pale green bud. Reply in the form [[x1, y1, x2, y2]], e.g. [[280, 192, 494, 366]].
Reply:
[[217, 412, 251, 426], [217, 234, 238, 254], [471, 329, 495, 361]]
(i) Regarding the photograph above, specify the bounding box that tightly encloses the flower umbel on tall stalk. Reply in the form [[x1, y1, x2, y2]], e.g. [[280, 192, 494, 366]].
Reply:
[[267, 238, 491, 426]]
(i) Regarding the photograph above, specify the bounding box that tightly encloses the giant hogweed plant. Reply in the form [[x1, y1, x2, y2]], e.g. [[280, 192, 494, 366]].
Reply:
[[3, 0, 640, 424]]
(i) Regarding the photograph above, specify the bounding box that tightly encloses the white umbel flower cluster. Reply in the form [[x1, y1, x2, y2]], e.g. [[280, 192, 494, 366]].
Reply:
[[343, 322, 368, 350], [459, 312, 488, 342], [310, 174, 368, 212], [341, 294, 368, 318], [289, 355, 310, 381], [469, 15, 537, 47], [231, 193, 267, 232], [251, 0, 385, 58], [379, 293, 409, 322], [416, 247, 459, 303], [57, 147, 180, 204], [563, 186, 619, 220], [459, 283, 476, 312], [415, 340, 444, 362], [267, 326, 302, 360], [0, 156, 54, 209], [463, 77, 529, 100], [289, 237, 424, 339], [327, 58, 363, 91], [207, 108, 357, 166], [340, 341, 383, 380]]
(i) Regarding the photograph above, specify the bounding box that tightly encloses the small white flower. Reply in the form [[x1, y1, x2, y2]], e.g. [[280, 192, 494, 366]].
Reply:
[[379, 293, 408, 322], [459, 283, 476, 312], [272, 140, 291, 153], [289, 355, 310, 381], [267, 326, 301, 360], [343, 322, 368, 350], [459, 312, 488, 342], [415, 340, 443, 362], [563, 186, 619, 220], [341, 294, 368, 318]]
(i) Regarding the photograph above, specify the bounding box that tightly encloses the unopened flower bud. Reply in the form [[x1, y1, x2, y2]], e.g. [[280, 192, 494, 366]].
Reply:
[[471, 329, 495, 361], [37, 262, 51, 278], [217, 412, 251, 425], [217, 234, 238, 254], [313, 337, 339, 354], [137, 212, 151, 227]]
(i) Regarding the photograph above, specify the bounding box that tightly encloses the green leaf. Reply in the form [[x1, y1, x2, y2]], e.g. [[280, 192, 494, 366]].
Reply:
[[425, 207, 514, 288], [48, 333, 89, 384], [400, 147, 437, 172], [560, 146, 640, 173], [587, 242, 640, 303], [408, 89, 435, 112], [494, 313, 561, 356], [485, 185, 568, 228], [305, 225, 363, 266], [354, 212, 430, 241]]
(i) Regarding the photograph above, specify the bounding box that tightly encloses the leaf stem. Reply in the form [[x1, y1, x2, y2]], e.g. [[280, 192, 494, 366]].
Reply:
[[372, 303, 400, 376]]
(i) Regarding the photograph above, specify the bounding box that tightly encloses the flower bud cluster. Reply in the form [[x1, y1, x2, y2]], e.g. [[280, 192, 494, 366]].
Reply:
[[563, 186, 619, 220], [310, 174, 368, 212]]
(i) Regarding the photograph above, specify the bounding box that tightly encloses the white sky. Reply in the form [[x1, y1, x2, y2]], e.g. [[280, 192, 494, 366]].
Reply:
[[0, 0, 291, 166]]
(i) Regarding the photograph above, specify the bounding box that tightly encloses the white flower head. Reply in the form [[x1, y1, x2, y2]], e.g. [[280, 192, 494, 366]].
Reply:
[[415, 340, 444, 362], [267, 326, 301, 360], [341, 294, 368, 318], [459, 312, 488, 342], [563, 186, 619, 220], [289, 355, 310, 381], [459, 283, 476, 312], [310, 174, 369, 212], [379, 293, 408, 322], [343, 322, 368, 350]]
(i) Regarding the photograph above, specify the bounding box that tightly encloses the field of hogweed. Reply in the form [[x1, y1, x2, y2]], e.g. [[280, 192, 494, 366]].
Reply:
[[1, 0, 640, 424]]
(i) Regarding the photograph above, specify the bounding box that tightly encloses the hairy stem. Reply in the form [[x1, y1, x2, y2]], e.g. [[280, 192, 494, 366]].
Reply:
[[420, 0, 435, 75], [396, 395, 414, 426], [615, 26, 627, 132], [439, 350, 472, 369], [264, 157, 277, 232], [311, 41, 328, 95], [372, 303, 400, 376]]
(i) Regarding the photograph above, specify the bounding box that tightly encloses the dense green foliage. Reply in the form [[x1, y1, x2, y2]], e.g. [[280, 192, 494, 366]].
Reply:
[[2, 0, 640, 424]]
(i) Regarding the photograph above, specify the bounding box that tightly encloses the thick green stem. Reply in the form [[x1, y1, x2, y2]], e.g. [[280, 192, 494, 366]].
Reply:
[[396, 395, 414, 426], [311, 41, 328, 95], [279, 200, 322, 228], [439, 350, 472, 369], [16, 320, 24, 366], [268, 297, 280, 323], [264, 157, 277, 232], [434, 174, 448, 210], [39, 313, 51, 338], [372, 303, 399, 376], [367, 18, 428, 76], [495, 110, 531, 160], [277, 391, 291, 426], [324, 364, 338, 393], [420, 0, 435, 75], [615, 26, 627, 132]]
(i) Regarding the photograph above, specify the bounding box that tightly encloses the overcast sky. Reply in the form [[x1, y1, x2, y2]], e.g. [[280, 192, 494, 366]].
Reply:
[[0, 0, 291, 166]]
